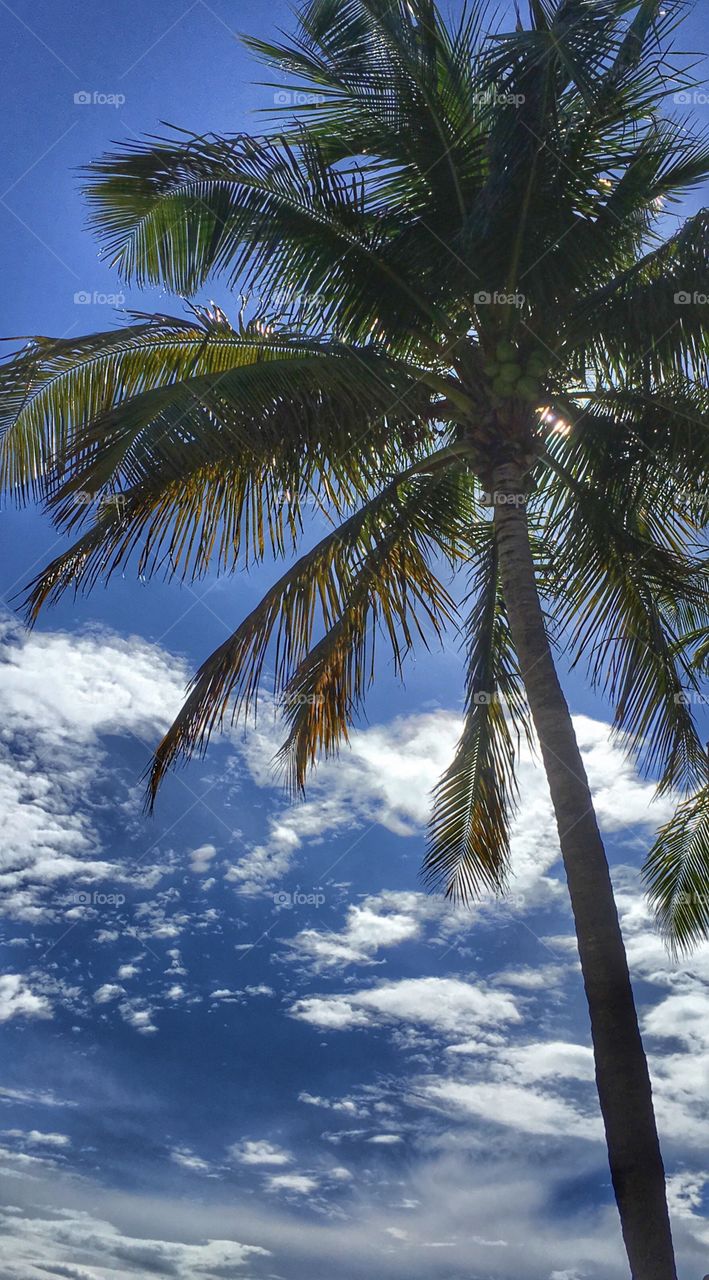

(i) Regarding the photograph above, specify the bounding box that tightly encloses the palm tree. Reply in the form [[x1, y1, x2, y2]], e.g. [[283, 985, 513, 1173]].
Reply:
[[2, 0, 709, 1274]]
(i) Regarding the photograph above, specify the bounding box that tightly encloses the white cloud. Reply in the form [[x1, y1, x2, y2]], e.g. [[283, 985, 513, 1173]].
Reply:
[[190, 843, 217, 873], [170, 1147, 212, 1174], [94, 983, 125, 1004], [0, 1201, 269, 1279], [0, 974, 51, 1023], [0, 619, 188, 922], [1, 1129, 70, 1147], [118, 1001, 157, 1035], [268, 1173, 319, 1195], [0, 619, 186, 748], [502, 1041, 595, 1083], [286, 891, 449, 971], [226, 708, 672, 902], [644, 992, 709, 1051], [229, 1140, 292, 1166], [298, 1092, 365, 1115], [0, 1085, 73, 1108], [423, 1080, 601, 1141], [292, 997, 372, 1031], [492, 964, 568, 991], [292, 977, 520, 1037]]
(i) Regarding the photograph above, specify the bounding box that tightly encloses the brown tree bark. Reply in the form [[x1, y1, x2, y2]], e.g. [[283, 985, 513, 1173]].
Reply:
[[492, 460, 677, 1280]]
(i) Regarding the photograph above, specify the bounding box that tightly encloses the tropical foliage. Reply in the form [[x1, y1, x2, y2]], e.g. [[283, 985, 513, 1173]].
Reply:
[[7, 1, 709, 1271], [2, 0, 708, 942]]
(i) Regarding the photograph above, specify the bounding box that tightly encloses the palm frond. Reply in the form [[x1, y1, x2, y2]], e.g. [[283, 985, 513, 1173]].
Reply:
[[146, 458, 472, 803], [0, 310, 439, 508], [424, 522, 533, 902], [643, 786, 709, 954], [82, 128, 450, 345], [544, 454, 709, 793]]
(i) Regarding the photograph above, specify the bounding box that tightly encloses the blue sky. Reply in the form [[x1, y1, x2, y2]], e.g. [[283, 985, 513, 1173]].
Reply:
[[0, 2, 708, 1278]]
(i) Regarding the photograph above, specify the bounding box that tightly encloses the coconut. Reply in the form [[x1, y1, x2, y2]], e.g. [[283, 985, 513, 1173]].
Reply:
[[496, 338, 517, 363], [526, 352, 547, 377], [516, 375, 541, 400], [497, 361, 522, 382]]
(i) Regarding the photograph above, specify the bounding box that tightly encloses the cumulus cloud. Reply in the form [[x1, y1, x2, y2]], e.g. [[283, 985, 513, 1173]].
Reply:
[[0, 619, 188, 922], [423, 1079, 601, 1140], [0, 1202, 269, 1280], [190, 843, 217, 874], [94, 983, 125, 1004], [170, 1147, 213, 1174], [1, 1128, 70, 1147], [268, 1173, 319, 1195], [285, 891, 453, 972], [291, 976, 521, 1037], [226, 708, 672, 901], [230, 1140, 292, 1166], [0, 974, 51, 1023]]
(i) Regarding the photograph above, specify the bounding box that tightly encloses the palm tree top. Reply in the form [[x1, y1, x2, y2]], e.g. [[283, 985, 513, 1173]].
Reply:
[[1, 0, 709, 946]]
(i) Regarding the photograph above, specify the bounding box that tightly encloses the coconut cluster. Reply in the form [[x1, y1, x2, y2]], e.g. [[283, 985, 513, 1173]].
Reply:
[[483, 339, 547, 401]]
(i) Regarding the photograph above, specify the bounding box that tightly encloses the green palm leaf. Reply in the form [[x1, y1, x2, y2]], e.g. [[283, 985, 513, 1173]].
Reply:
[[643, 787, 709, 953], [146, 457, 469, 802], [424, 524, 533, 901]]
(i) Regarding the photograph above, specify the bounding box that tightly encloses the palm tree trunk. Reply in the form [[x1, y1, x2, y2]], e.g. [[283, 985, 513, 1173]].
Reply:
[[491, 461, 677, 1280]]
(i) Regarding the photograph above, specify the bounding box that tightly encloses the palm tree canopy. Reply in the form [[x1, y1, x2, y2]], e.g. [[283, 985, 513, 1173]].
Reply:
[[2, 0, 709, 942]]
